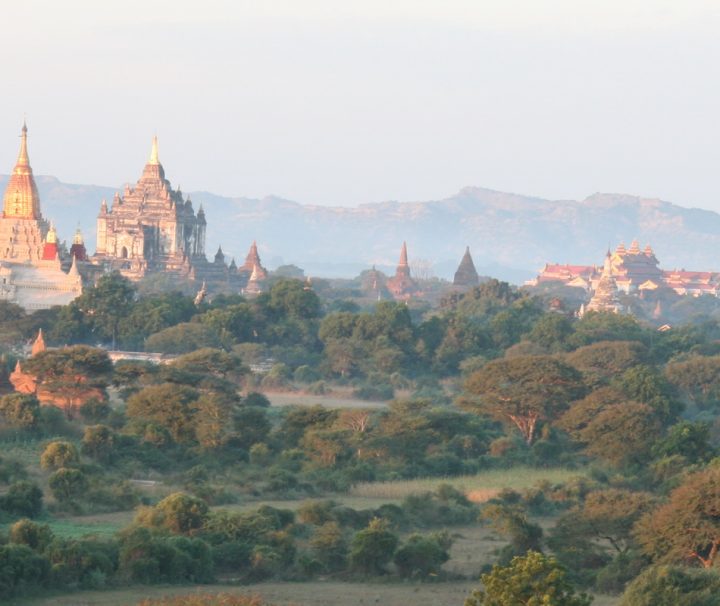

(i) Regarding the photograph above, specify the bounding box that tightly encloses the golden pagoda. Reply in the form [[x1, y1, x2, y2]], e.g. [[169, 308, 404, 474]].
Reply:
[[0, 123, 82, 309], [3, 122, 41, 220]]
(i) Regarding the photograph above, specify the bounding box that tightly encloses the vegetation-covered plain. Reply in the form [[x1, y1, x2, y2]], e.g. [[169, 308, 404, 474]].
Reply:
[[1, 273, 719, 605]]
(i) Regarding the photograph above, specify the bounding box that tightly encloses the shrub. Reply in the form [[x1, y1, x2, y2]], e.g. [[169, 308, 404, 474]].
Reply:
[[394, 532, 451, 578], [349, 518, 399, 575], [9, 519, 54, 552], [48, 468, 89, 503]]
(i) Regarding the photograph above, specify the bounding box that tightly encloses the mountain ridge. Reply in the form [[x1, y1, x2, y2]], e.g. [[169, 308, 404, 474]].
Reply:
[[1, 176, 718, 283]]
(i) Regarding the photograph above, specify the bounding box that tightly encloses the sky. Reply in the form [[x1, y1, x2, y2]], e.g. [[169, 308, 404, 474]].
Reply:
[[1, 0, 719, 210]]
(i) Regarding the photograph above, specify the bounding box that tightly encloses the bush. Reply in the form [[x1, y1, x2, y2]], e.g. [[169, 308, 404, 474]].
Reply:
[[352, 383, 394, 401], [0, 544, 50, 599], [394, 532, 451, 578], [349, 518, 399, 575], [9, 519, 54, 552]]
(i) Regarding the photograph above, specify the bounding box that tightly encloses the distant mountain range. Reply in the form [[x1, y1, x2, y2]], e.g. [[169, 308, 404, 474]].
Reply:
[[2, 175, 720, 283]]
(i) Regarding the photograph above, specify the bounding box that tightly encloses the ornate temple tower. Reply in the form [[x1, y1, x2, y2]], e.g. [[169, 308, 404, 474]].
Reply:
[[386, 241, 418, 300], [0, 123, 82, 309], [93, 137, 208, 280], [453, 246, 480, 287]]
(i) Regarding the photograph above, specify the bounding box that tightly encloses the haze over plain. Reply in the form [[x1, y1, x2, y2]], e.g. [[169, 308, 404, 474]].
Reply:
[[1, 1, 719, 212]]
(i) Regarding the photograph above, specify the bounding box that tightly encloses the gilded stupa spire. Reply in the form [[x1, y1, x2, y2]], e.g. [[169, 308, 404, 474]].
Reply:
[[399, 241, 409, 267], [17, 121, 29, 167], [149, 135, 160, 165], [3, 121, 42, 219]]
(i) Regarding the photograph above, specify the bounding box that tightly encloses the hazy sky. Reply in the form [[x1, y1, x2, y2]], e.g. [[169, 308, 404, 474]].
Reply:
[[1, 1, 719, 210]]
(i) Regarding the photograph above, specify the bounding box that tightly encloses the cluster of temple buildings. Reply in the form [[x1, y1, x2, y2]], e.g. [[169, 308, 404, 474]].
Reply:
[[529, 240, 720, 315], [1, 123, 482, 311]]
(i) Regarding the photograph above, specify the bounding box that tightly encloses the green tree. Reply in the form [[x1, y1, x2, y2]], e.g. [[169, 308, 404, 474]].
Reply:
[[0, 544, 50, 599], [145, 322, 221, 354], [126, 383, 200, 443], [576, 402, 661, 467], [565, 341, 648, 387], [665, 355, 720, 410], [620, 565, 720, 606], [40, 441, 79, 471], [465, 551, 592, 606], [0, 481, 43, 518], [349, 518, 399, 575], [617, 364, 681, 423], [635, 467, 720, 568], [152, 492, 209, 535], [394, 532, 451, 578], [48, 468, 89, 503], [463, 356, 585, 444], [81, 425, 115, 463], [72, 271, 136, 347], [23, 346, 112, 414], [9, 519, 54, 551], [0, 394, 40, 430], [309, 521, 348, 572]]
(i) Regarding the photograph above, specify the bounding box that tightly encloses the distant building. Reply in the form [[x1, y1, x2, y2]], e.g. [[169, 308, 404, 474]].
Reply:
[[453, 246, 480, 287], [529, 240, 720, 298], [0, 123, 82, 310], [238, 240, 268, 294], [386, 242, 419, 300], [583, 252, 623, 315], [93, 137, 219, 282]]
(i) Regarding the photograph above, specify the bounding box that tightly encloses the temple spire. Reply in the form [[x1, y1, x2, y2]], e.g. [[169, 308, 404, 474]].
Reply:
[[149, 135, 159, 165], [3, 122, 42, 219], [399, 241, 409, 267]]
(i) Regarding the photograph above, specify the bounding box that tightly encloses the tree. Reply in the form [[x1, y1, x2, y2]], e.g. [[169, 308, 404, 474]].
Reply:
[[145, 323, 221, 354], [126, 383, 200, 443], [565, 341, 648, 387], [665, 355, 720, 410], [0, 481, 43, 518], [394, 532, 451, 578], [0, 394, 40, 430], [634, 467, 720, 568], [9, 519, 54, 551], [48, 468, 89, 503], [652, 421, 715, 464], [309, 521, 348, 572], [81, 425, 115, 462], [481, 504, 543, 565], [40, 441, 79, 471], [620, 565, 720, 606], [0, 544, 50, 599], [528, 314, 574, 351], [23, 346, 113, 415], [551, 489, 654, 557], [576, 402, 661, 467], [465, 551, 592, 606], [463, 356, 585, 444], [617, 365, 681, 423], [72, 271, 136, 347], [349, 518, 399, 575], [152, 493, 209, 535]]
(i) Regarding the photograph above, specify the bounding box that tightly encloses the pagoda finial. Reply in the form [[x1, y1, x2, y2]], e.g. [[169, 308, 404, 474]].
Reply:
[[16, 120, 30, 167], [149, 135, 159, 165], [31, 328, 46, 357]]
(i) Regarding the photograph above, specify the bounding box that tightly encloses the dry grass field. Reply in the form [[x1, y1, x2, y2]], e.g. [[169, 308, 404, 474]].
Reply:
[[18, 581, 621, 606], [350, 467, 585, 501]]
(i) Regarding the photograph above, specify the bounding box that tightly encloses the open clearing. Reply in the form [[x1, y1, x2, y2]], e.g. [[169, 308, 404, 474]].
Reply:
[[263, 390, 388, 409], [350, 467, 585, 501]]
